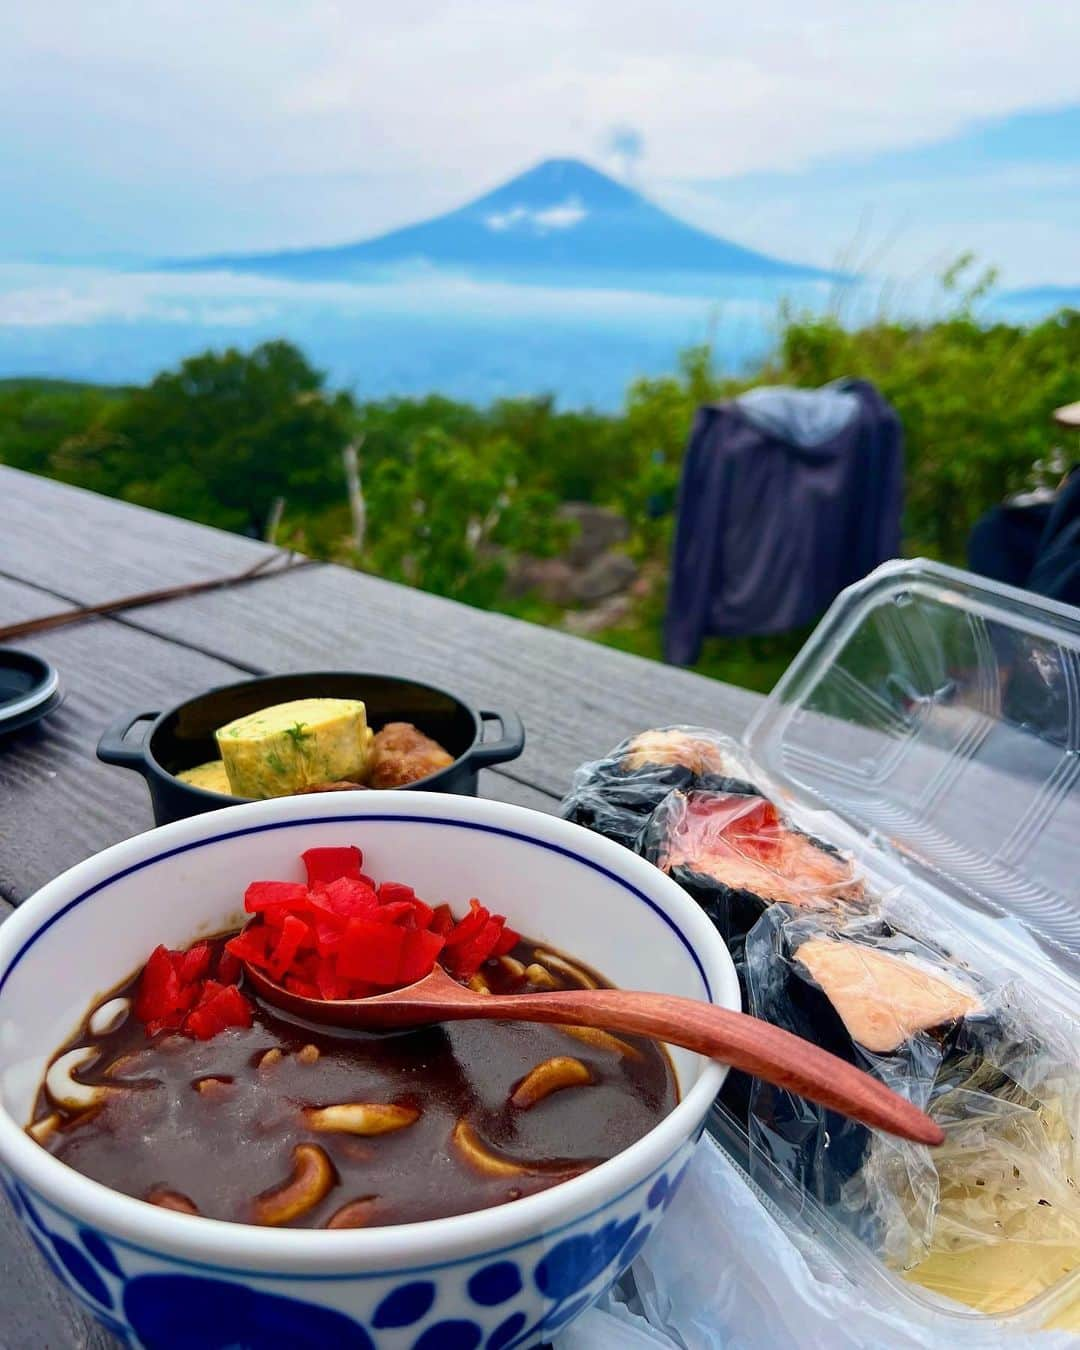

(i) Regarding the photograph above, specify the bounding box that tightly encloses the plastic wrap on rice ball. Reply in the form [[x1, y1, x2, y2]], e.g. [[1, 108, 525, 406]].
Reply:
[[740, 908, 988, 1228], [640, 788, 869, 966], [871, 987, 1080, 1300], [722, 901, 1080, 1310], [559, 726, 761, 850]]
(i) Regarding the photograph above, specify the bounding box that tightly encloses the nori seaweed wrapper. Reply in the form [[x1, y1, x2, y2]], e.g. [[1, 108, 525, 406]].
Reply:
[[738, 909, 877, 1212], [738, 908, 987, 1242], [559, 726, 760, 851]]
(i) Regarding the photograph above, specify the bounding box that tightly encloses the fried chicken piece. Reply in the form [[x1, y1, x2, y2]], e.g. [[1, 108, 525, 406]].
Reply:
[[369, 722, 454, 788], [295, 780, 368, 793]]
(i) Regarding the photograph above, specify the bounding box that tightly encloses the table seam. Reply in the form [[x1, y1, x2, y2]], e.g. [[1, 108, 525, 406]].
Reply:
[[491, 767, 560, 801], [0, 567, 568, 807], [0, 564, 299, 675]]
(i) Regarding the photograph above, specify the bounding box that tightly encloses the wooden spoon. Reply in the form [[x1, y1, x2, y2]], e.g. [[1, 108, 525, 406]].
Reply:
[[244, 962, 944, 1146]]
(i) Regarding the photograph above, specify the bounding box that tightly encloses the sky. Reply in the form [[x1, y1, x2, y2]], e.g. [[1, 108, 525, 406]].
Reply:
[[3, 0, 1079, 286]]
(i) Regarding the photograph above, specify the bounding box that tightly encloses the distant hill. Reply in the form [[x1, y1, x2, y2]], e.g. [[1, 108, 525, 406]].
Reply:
[[0, 376, 128, 394], [1000, 284, 1080, 309], [170, 158, 838, 285]]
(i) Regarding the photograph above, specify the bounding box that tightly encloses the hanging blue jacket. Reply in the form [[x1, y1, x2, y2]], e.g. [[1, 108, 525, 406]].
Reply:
[[663, 379, 903, 664]]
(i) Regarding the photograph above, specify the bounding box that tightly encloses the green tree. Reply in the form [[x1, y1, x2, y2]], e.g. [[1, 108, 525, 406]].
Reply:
[[2, 282, 1077, 694], [360, 427, 565, 608], [485, 396, 633, 504], [0, 380, 122, 478], [55, 342, 355, 533], [615, 345, 731, 558], [770, 303, 1079, 559]]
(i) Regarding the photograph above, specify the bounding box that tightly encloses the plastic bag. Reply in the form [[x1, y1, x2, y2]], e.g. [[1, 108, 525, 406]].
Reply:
[[560, 725, 1080, 1328], [874, 983, 1080, 1310], [560, 727, 759, 851], [553, 1136, 1075, 1349], [739, 904, 1080, 1308], [740, 907, 982, 1241]]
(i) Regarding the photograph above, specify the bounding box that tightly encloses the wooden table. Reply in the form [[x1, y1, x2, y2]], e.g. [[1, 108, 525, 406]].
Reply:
[[0, 466, 760, 1347]]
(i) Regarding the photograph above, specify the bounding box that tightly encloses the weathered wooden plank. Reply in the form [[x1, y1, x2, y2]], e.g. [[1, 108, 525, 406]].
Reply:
[[0, 573, 75, 627], [1, 472, 759, 792], [121, 563, 761, 798], [0, 465, 277, 605], [476, 772, 560, 812], [0, 583, 558, 903], [0, 618, 253, 901]]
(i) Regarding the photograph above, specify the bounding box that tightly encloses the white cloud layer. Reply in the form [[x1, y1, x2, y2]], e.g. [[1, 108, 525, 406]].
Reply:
[[2, 1, 1078, 262]]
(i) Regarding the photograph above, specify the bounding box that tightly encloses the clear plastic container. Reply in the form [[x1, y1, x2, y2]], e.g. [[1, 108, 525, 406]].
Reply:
[[713, 558, 1080, 1334]]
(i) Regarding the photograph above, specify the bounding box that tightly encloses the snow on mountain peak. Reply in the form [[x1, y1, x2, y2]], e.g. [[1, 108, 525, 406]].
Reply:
[[483, 197, 588, 234]]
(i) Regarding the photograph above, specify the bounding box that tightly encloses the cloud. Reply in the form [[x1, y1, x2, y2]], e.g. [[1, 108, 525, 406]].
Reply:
[[605, 125, 646, 179], [2, 1, 1079, 260], [484, 199, 588, 233], [659, 104, 1080, 286], [0, 262, 725, 332]]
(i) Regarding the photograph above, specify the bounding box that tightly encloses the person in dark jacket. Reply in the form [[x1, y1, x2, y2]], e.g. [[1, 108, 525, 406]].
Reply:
[[968, 466, 1080, 608], [664, 380, 903, 666]]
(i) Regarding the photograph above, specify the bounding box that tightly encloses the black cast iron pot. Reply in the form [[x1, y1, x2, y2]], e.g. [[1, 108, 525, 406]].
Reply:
[[97, 671, 525, 825]]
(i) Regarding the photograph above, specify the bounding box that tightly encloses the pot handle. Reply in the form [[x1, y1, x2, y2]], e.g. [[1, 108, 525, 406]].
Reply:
[[97, 710, 159, 773], [470, 708, 526, 768]]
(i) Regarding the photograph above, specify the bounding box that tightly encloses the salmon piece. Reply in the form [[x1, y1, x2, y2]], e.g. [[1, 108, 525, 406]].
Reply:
[[663, 793, 863, 910], [795, 937, 981, 1054]]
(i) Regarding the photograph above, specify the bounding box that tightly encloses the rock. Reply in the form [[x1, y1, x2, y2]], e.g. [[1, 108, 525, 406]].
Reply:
[[570, 552, 638, 604], [504, 556, 576, 605], [556, 503, 630, 568], [629, 561, 664, 600], [562, 594, 634, 635]]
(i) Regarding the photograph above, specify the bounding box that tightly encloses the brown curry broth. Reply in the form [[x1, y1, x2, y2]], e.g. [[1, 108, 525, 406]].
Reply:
[[32, 935, 677, 1228]]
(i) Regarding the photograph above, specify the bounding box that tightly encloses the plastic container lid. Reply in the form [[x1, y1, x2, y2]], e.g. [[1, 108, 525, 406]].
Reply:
[[732, 560, 1080, 1332], [745, 559, 1080, 978]]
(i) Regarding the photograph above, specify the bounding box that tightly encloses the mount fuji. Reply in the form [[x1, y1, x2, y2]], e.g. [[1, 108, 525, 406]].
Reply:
[[173, 158, 838, 286]]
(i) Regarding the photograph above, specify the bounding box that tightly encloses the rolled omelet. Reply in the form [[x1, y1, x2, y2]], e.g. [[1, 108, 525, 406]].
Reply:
[[176, 760, 233, 795], [215, 698, 374, 799]]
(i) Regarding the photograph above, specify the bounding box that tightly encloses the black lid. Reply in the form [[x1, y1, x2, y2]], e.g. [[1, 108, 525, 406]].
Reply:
[[0, 648, 62, 737]]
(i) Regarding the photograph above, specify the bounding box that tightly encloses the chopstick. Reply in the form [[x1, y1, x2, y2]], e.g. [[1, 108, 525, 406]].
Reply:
[[0, 551, 312, 643]]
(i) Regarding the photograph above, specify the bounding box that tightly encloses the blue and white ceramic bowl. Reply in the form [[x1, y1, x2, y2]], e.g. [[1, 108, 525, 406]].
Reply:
[[0, 792, 738, 1349]]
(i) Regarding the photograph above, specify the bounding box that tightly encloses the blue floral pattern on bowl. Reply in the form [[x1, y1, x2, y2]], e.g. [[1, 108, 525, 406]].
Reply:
[[1, 1145, 693, 1349]]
